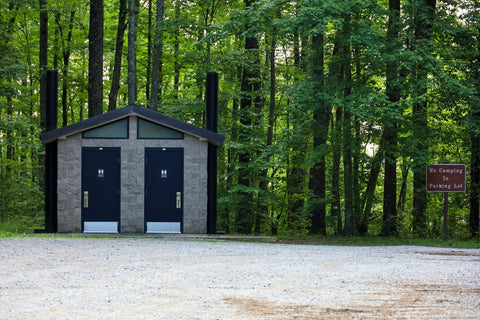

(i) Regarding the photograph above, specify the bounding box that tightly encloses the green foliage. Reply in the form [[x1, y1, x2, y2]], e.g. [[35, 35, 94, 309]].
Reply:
[[0, 215, 44, 234], [0, 110, 43, 223], [278, 235, 480, 248]]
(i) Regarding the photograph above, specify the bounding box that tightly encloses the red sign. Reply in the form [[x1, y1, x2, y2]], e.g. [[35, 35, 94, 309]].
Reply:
[[427, 164, 466, 192]]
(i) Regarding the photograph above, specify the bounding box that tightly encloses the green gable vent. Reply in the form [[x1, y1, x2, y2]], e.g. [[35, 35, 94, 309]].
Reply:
[[137, 118, 184, 139], [82, 118, 128, 139]]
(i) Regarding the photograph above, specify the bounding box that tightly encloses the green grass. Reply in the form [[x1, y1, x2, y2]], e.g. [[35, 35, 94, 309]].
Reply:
[[1, 221, 479, 248], [277, 235, 480, 248], [196, 238, 221, 242], [0, 217, 44, 237]]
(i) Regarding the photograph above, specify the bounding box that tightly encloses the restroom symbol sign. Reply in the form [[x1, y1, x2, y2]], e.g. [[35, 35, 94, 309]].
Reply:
[[161, 169, 167, 178], [97, 168, 104, 178]]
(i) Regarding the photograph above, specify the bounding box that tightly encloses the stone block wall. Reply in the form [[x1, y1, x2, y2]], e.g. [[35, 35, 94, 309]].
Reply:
[[56, 116, 209, 233]]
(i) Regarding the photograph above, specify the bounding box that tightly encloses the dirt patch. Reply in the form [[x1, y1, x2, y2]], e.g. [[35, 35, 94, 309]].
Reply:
[[223, 297, 370, 319], [224, 282, 480, 319]]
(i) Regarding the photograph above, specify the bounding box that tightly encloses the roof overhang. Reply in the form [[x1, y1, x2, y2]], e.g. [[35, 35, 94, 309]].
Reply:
[[40, 105, 225, 147]]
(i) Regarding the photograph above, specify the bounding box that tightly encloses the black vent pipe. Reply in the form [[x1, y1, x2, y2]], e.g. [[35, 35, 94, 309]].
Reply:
[[206, 72, 218, 234], [45, 70, 58, 233], [46, 71, 58, 131], [206, 72, 218, 133]]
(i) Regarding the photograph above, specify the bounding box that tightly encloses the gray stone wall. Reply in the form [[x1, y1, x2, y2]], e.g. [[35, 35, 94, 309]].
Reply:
[[56, 116, 208, 233], [57, 134, 82, 233]]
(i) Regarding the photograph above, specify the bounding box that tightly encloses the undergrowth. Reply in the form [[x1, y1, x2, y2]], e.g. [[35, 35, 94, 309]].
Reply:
[[0, 221, 479, 248], [277, 235, 480, 248]]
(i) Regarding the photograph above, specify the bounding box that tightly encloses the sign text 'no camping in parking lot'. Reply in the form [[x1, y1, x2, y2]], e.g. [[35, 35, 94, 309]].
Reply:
[[426, 164, 466, 193]]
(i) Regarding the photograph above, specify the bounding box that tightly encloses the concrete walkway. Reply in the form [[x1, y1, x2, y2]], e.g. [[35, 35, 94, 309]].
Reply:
[[49, 233, 279, 243]]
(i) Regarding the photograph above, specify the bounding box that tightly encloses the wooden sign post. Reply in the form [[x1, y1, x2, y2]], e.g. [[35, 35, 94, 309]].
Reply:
[[426, 164, 466, 240]]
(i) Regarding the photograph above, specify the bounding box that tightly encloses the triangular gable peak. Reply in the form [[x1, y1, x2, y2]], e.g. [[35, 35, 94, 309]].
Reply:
[[40, 105, 225, 146]]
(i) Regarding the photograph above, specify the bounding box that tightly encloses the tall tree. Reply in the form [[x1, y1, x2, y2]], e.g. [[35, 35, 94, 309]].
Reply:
[[412, 0, 436, 236], [88, 0, 104, 117], [471, 31, 480, 238], [54, 8, 76, 127], [329, 40, 343, 235], [235, 0, 262, 233], [173, 0, 181, 99], [145, 0, 153, 102], [255, 2, 280, 233], [39, 0, 48, 129], [150, 0, 165, 110], [382, 0, 401, 236], [342, 13, 354, 236], [360, 145, 383, 234], [308, 32, 328, 235], [108, 0, 127, 111], [127, 0, 137, 105]]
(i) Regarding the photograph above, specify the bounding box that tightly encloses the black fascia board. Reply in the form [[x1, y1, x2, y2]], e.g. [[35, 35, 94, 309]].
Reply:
[[40, 105, 225, 146]]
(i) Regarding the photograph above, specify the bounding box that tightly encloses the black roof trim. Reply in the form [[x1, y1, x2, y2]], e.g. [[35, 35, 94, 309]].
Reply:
[[40, 105, 225, 146]]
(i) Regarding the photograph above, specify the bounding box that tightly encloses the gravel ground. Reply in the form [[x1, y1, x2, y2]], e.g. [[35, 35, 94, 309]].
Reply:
[[0, 237, 479, 320]]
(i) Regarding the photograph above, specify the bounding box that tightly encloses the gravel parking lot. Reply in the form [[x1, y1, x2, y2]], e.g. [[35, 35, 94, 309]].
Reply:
[[0, 237, 479, 319]]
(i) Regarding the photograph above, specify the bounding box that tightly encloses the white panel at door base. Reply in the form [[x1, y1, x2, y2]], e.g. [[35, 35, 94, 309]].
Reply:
[[84, 221, 118, 233], [146, 222, 181, 233]]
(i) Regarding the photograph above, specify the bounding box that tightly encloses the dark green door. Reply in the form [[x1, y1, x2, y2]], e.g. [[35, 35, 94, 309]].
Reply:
[[145, 148, 183, 233], [81, 147, 120, 232]]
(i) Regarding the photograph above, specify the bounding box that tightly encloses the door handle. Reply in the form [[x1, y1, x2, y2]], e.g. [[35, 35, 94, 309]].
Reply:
[[176, 192, 182, 209], [83, 191, 89, 208]]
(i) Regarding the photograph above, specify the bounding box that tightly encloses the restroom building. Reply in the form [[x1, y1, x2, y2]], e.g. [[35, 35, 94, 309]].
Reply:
[[40, 104, 224, 234]]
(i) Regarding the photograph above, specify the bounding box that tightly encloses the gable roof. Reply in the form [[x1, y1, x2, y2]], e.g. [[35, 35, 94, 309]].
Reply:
[[40, 105, 225, 146]]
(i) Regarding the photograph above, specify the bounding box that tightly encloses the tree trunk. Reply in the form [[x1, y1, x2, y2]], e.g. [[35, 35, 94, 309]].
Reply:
[[61, 10, 75, 126], [470, 35, 480, 237], [38, 0, 48, 204], [146, 0, 153, 102], [255, 29, 277, 234], [309, 33, 328, 235], [470, 110, 480, 237], [127, 0, 137, 106], [235, 0, 261, 234], [108, 0, 127, 111], [397, 161, 409, 211], [331, 111, 342, 234], [382, 0, 401, 236], [88, 0, 104, 117], [343, 110, 354, 236], [173, 0, 181, 100], [329, 40, 343, 235], [360, 146, 383, 235], [6, 97, 13, 172], [39, 0, 48, 130], [352, 43, 363, 233], [353, 120, 361, 232], [412, 0, 436, 237], [383, 128, 398, 235], [285, 148, 306, 231], [342, 14, 354, 236], [53, 12, 60, 69], [150, 0, 165, 110]]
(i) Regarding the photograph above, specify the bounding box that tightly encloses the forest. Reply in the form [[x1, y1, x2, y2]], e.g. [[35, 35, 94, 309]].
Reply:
[[0, 0, 479, 238]]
